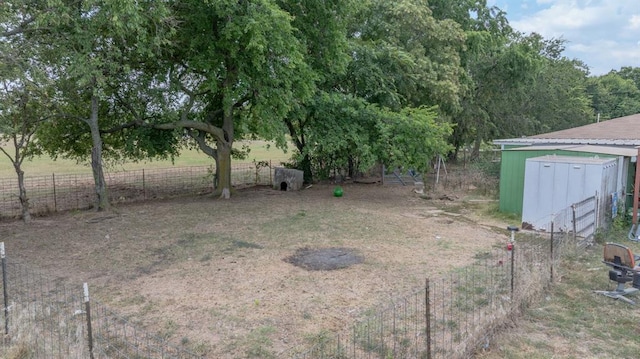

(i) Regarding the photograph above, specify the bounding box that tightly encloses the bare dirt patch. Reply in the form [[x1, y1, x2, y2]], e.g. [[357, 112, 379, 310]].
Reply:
[[284, 247, 364, 271], [0, 183, 508, 358]]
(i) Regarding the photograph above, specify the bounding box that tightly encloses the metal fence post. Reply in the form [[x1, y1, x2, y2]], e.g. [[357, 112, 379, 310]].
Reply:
[[572, 204, 577, 243], [84, 283, 95, 359], [510, 245, 515, 300], [52, 173, 58, 212], [1, 242, 8, 335], [143, 169, 146, 200], [550, 221, 555, 283], [425, 278, 431, 359], [595, 192, 600, 229]]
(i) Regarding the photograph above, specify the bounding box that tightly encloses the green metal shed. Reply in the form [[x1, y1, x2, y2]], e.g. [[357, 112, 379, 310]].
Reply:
[[498, 145, 633, 216]]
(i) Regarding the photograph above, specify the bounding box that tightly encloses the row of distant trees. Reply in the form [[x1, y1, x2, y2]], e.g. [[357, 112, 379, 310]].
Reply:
[[2, 0, 640, 221]]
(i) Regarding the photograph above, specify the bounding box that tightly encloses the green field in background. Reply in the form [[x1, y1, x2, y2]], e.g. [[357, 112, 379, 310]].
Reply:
[[0, 140, 291, 178]]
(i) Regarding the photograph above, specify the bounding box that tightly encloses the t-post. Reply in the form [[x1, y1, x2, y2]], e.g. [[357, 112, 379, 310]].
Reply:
[[507, 226, 519, 297]]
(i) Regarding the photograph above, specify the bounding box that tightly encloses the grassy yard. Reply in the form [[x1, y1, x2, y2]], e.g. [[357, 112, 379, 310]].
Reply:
[[2, 141, 640, 358], [0, 140, 290, 177], [477, 229, 640, 359], [2, 183, 509, 358]]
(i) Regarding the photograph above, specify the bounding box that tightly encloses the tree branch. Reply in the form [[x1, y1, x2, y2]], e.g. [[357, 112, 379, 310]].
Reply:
[[187, 129, 217, 158], [2, 17, 37, 37], [151, 120, 225, 141], [284, 118, 305, 151], [100, 120, 143, 134]]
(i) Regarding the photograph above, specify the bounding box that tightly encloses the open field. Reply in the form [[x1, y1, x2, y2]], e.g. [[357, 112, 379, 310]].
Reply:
[[0, 140, 290, 177], [1, 183, 510, 358]]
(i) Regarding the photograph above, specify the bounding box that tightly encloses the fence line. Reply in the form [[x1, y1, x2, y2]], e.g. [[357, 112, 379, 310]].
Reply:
[[0, 252, 201, 359], [1, 159, 499, 219], [0, 162, 277, 219], [0, 193, 602, 358], [292, 196, 599, 359]]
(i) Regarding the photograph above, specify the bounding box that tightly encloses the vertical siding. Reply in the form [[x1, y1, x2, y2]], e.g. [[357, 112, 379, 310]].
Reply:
[[499, 150, 616, 216]]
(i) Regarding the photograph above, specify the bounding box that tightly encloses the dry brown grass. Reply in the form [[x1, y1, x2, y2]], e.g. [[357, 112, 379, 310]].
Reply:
[[1, 183, 508, 358]]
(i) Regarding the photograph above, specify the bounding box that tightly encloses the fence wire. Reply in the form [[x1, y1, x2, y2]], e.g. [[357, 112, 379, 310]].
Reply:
[[0, 259, 200, 359], [292, 203, 592, 359], [0, 188, 602, 359], [0, 163, 276, 218], [0, 260, 88, 359]]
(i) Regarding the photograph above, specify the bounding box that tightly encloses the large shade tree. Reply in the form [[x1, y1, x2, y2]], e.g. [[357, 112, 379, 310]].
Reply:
[[15, 0, 175, 210], [286, 0, 464, 181], [137, 0, 314, 198], [614, 66, 640, 91], [515, 35, 593, 134], [277, 0, 354, 182], [0, 28, 53, 221], [439, 5, 542, 159]]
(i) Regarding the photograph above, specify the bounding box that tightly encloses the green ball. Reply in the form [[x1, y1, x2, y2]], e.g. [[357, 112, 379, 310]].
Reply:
[[333, 186, 343, 197]]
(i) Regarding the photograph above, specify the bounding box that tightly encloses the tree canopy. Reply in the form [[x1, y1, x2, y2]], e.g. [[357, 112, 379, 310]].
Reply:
[[2, 0, 640, 211]]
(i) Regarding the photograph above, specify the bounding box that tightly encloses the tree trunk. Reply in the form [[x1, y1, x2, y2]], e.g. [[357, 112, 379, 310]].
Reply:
[[284, 118, 313, 183], [470, 117, 485, 161], [88, 95, 110, 211], [448, 145, 460, 162], [217, 89, 234, 199], [348, 156, 355, 179], [301, 154, 313, 184], [216, 140, 232, 199], [471, 129, 482, 161], [213, 158, 220, 190], [14, 163, 31, 222]]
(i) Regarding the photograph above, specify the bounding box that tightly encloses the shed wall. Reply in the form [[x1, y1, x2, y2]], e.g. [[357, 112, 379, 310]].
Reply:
[[499, 150, 616, 215], [521, 156, 618, 231]]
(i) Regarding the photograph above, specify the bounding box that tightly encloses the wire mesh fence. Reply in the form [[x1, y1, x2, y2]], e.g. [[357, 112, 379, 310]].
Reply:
[[0, 184, 603, 358], [0, 259, 88, 359], [292, 197, 597, 359], [1, 235, 582, 359], [0, 248, 201, 359], [0, 162, 277, 219]]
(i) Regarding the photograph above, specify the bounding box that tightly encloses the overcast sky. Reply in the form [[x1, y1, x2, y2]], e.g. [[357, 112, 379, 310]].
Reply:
[[490, 0, 640, 76]]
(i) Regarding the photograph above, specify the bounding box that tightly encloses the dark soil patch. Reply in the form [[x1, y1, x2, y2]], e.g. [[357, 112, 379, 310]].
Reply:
[[284, 247, 365, 271]]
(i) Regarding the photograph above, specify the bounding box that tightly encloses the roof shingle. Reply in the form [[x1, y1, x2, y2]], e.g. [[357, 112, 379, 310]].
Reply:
[[530, 113, 640, 140], [494, 113, 640, 146]]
